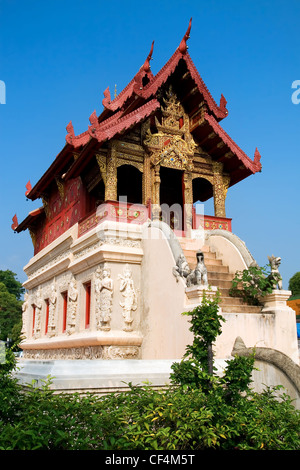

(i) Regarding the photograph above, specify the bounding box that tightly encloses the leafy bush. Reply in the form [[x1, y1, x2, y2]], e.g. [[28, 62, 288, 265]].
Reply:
[[229, 264, 280, 305], [0, 370, 299, 450], [0, 291, 299, 451]]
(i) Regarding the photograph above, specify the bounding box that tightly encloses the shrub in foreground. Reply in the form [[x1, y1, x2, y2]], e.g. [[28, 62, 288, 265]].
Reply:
[[1, 294, 299, 450]]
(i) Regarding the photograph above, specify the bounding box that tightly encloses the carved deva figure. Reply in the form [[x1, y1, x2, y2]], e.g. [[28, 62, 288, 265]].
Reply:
[[118, 264, 137, 332], [33, 287, 43, 338], [95, 264, 113, 331], [186, 250, 209, 288], [66, 278, 78, 335], [48, 282, 57, 337], [21, 291, 29, 338]]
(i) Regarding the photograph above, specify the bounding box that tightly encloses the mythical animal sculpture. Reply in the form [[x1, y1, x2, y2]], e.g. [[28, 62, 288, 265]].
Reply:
[[268, 255, 282, 290], [173, 254, 191, 281], [186, 250, 208, 288]]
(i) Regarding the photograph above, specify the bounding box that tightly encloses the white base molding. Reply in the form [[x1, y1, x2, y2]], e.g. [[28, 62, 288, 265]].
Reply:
[[14, 358, 228, 395]]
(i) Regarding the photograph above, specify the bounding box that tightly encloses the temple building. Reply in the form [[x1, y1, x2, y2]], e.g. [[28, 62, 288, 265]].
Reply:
[[12, 20, 299, 397]]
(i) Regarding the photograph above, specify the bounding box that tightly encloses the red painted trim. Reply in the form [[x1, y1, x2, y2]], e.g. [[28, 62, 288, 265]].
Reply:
[[193, 213, 232, 232], [85, 282, 91, 329], [32, 305, 36, 336], [78, 201, 149, 237], [62, 292, 68, 333], [45, 299, 49, 334]]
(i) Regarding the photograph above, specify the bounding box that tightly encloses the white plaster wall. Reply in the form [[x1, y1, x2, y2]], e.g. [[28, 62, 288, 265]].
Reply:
[[252, 360, 300, 409], [141, 226, 193, 359], [206, 234, 248, 273]]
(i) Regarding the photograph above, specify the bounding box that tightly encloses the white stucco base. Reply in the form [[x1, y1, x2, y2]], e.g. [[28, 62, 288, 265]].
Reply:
[[14, 358, 228, 394]]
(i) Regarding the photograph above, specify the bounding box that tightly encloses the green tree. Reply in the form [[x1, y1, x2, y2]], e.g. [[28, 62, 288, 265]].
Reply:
[[0, 283, 23, 343], [0, 270, 24, 300], [289, 272, 300, 297]]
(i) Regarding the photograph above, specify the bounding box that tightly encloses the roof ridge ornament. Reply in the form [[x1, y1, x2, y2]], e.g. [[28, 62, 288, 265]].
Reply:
[[254, 148, 262, 170], [11, 214, 18, 231], [66, 121, 75, 145], [25, 180, 32, 197], [219, 94, 228, 115], [143, 40, 154, 73], [178, 17, 192, 54], [102, 86, 111, 108]]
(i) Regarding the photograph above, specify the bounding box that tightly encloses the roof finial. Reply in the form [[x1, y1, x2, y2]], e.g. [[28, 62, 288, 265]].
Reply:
[[178, 17, 192, 54], [11, 214, 18, 231], [66, 121, 75, 145], [25, 180, 32, 197], [254, 148, 262, 170], [143, 40, 155, 73]]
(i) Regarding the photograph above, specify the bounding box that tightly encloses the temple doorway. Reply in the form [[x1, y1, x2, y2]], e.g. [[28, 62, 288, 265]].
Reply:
[[159, 166, 184, 231], [117, 165, 143, 204], [192, 177, 214, 215]]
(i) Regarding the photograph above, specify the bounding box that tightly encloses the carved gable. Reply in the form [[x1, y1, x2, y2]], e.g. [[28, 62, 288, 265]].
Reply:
[[144, 86, 196, 171]]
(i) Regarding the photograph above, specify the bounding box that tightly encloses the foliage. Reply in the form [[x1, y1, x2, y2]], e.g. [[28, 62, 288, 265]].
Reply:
[[169, 290, 256, 402], [0, 270, 24, 300], [289, 272, 300, 297], [0, 282, 23, 343], [0, 356, 299, 450], [229, 264, 281, 306], [170, 290, 224, 391], [0, 289, 299, 451]]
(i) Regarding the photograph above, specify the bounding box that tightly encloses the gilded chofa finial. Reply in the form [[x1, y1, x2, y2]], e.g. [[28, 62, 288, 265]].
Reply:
[[178, 17, 192, 54], [114, 84, 117, 98]]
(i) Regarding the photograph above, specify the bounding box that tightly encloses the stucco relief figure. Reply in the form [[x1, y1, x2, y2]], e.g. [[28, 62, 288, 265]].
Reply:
[[21, 291, 29, 338], [95, 265, 113, 331], [66, 279, 78, 335], [186, 251, 209, 288], [268, 255, 282, 290], [118, 265, 137, 332], [34, 287, 43, 338], [48, 282, 57, 337]]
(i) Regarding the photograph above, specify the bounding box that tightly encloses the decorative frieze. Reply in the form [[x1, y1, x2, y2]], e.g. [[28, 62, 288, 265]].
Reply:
[[102, 345, 140, 359], [23, 346, 103, 360], [22, 345, 140, 360]]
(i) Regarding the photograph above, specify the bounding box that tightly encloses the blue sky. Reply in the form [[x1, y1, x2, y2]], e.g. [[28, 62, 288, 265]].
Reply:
[[0, 0, 299, 289]]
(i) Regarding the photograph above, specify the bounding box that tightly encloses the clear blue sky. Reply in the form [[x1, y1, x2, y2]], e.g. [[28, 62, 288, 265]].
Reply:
[[0, 0, 299, 289]]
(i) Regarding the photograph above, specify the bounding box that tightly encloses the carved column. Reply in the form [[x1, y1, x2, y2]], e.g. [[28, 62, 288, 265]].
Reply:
[[95, 153, 107, 188], [212, 161, 226, 218], [183, 171, 193, 236], [152, 165, 161, 220], [105, 143, 118, 201], [143, 155, 151, 205]]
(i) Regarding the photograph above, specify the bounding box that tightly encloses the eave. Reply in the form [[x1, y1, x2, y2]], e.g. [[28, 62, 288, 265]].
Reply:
[[26, 144, 74, 201], [15, 207, 45, 233], [192, 112, 262, 187], [64, 98, 160, 180]]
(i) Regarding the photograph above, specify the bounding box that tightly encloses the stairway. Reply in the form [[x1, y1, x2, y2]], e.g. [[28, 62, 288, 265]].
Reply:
[[178, 238, 262, 314]]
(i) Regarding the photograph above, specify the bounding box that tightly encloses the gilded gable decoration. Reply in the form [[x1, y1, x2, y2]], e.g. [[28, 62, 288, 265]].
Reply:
[[143, 86, 196, 171]]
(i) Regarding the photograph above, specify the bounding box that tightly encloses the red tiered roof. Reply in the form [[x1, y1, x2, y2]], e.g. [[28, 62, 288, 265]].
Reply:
[[14, 18, 261, 234]]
